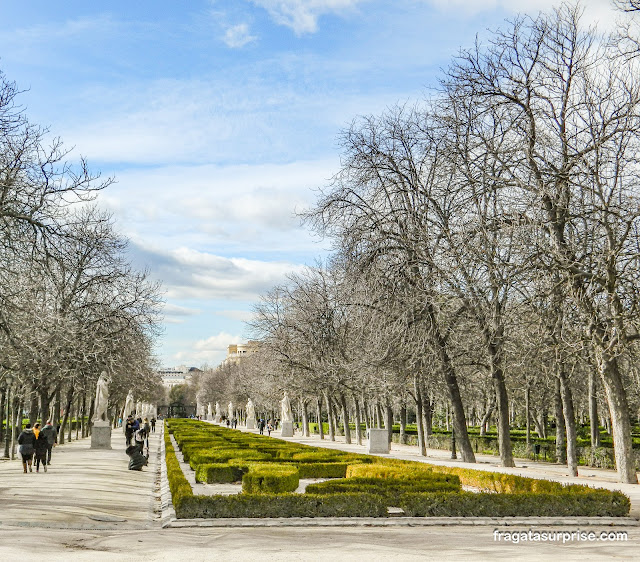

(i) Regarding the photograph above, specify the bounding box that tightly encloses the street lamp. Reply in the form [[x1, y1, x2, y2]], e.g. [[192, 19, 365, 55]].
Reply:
[[4, 374, 13, 459]]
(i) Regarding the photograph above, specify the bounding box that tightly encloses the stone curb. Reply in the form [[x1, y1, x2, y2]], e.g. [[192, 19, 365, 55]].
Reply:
[[163, 516, 640, 528]]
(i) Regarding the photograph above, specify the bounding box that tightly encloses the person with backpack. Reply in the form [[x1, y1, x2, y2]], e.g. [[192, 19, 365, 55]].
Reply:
[[34, 430, 49, 472], [125, 445, 148, 470], [17, 424, 36, 473], [134, 425, 146, 454], [40, 421, 58, 465]]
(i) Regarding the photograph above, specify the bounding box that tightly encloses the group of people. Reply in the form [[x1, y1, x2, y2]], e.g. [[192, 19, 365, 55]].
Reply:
[[17, 421, 58, 473], [124, 414, 152, 471], [258, 418, 278, 435]]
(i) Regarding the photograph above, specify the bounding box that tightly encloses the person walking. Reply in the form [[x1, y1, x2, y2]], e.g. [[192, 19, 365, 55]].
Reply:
[[40, 421, 57, 465], [125, 415, 135, 446], [34, 430, 48, 472], [150, 417, 156, 432], [134, 425, 146, 454], [17, 424, 36, 473], [143, 418, 151, 449], [33, 422, 41, 439]]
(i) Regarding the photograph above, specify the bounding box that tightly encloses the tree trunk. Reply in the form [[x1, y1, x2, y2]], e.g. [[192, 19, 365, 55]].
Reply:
[[596, 349, 638, 483], [414, 375, 427, 456], [316, 396, 324, 439], [40, 388, 51, 428], [525, 383, 531, 448], [340, 393, 351, 445], [58, 388, 75, 445], [324, 392, 335, 441], [554, 377, 566, 464], [375, 402, 383, 429], [399, 403, 407, 445], [0, 387, 5, 445], [353, 394, 362, 446], [558, 365, 578, 476], [489, 342, 514, 467], [385, 400, 393, 446], [302, 400, 310, 437], [479, 395, 495, 436], [589, 368, 601, 448], [28, 391, 38, 426]]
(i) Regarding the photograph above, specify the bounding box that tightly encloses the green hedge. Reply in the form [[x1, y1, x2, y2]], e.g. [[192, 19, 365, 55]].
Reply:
[[176, 493, 388, 518], [242, 463, 300, 494], [164, 425, 193, 509], [297, 462, 350, 479], [306, 476, 461, 499], [195, 463, 248, 484], [399, 490, 631, 517]]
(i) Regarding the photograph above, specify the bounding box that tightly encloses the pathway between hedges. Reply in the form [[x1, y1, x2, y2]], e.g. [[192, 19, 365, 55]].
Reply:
[[0, 426, 161, 530], [210, 422, 640, 519]]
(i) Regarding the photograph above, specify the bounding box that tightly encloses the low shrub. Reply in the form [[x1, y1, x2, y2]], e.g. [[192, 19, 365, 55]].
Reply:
[[188, 449, 272, 470], [346, 463, 436, 481], [306, 476, 461, 500], [195, 463, 248, 484], [400, 490, 630, 517], [164, 427, 193, 508], [242, 463, 300, 494], [297, 462, 351, 479], [175, 493, 388, 518]]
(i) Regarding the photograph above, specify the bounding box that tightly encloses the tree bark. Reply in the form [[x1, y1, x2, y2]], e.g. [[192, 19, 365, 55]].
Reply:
[[340, 393, 351, 444], [589, 368, 601, 448], [596, 349, 638, 483], [557, 365, 578, 476], [554, 377, 566, 464], [399, 403, 407, 445], [58, 387, 74, 445], [414, 375, 427, 456], [353, 393, 362, 446], [301, 400, 310, 437], [385, 400, 393, 446], [316, 396, 324, 439], [324, 392, 335, 441], [489, 340, 514, 467]]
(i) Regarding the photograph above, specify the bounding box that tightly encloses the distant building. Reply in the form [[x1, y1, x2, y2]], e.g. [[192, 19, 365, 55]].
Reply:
[[159, 365, 203, 388], [222, 341, 260, 366]]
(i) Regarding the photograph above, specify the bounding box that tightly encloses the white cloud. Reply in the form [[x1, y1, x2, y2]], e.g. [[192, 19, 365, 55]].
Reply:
[[214, 310, 256, 322], [249, 0, 367, 34], [129, 241, 306, 302], [173, 331, 242, 364], [223, 23, 257, 47]]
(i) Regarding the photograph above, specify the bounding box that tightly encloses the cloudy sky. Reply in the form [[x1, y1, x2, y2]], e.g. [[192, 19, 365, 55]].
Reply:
[[0, 0, 621, 366]]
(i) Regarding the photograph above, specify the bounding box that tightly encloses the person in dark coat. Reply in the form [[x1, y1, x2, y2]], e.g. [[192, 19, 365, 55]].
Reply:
[[17, 424, 36, 473], [34, 431, 49, 472], [126, 445, 148, 470], [125, 415, 135, 446], [40, 422, 58, 464]]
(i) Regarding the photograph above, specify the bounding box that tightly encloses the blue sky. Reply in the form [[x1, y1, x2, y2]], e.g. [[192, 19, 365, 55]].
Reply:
[[0, 0, 619, 366]]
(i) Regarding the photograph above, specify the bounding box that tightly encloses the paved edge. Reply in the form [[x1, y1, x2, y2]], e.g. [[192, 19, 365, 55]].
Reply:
[[159, 425, 640, 528]]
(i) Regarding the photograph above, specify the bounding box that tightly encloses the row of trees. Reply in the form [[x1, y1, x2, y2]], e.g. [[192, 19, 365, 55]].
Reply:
[[0, 70, 164, 452], [194, 2, 640, 484]]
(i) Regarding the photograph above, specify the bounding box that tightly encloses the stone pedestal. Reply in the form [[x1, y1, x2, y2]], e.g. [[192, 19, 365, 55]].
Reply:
[[214, 416, 221, 423], [280, 420, 294, 437], [367, 428, 390, 454], [91, 420, 112, 449], [246, 418, 256, 430], [207, 414, 213, 421]]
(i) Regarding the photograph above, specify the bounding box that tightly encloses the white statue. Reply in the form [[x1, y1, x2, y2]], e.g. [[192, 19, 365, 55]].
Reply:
[[123, 390, 135, 418], [92, 371, 110, 423], [135, 400, 141, 417], [246, 398, 255, 420], [207, 402, 212, 419], [228, 401, 234, 420], [280, 392, 293, 422], [215, 402, 221, 418]]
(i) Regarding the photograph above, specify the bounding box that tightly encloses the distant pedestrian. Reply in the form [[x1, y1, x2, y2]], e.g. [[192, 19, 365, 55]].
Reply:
[[267, 421, 273, 436], [143, 418, 151, 448], [150, 418, 156, 432], [40, 421, 58, 464], [34, 430, 48, 472], [134, 426, 146, 454], [17, 424, 36, 473], [33, 422, 41, 439], [258, 419, 265, 435]]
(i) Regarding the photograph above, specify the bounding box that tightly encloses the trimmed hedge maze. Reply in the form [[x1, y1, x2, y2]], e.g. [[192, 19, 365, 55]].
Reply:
[[165, 419, 630, 519]]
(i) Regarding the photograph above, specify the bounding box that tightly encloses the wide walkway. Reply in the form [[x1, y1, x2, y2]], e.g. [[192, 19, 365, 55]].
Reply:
[[0, 425, 161, 529]]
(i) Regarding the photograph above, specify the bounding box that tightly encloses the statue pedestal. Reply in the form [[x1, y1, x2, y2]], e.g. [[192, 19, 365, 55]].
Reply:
[[280, 420, 294, 437], [246, 418, 256, 430], [214, 416, 221, 424], [91, 421, 112, 449], [367, 428, 389, 454], [207, 414, 213, 421]]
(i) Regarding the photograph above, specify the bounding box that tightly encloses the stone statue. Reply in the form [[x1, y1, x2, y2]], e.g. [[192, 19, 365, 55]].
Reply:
[[215, 402, 221, 418], [92, 371, 110, 423], [207, 403, 212, 419], [123, 390, 135, 419], [135, 400, 141, 417], [228, 401, 234, 420], [280, 392, 293, 422], [246, 398, 255, 420]]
